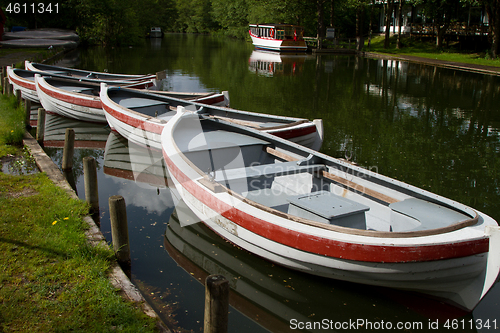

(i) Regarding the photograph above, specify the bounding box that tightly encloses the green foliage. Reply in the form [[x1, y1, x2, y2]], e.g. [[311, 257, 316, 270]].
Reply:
[[174, 0, 216, 33], [211, 0, 248, 34]]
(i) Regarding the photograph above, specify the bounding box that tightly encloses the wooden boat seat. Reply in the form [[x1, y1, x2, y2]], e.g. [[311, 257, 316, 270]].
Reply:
[[60, 86, 95, 93], [287, 191, 369, 229], [213, 161, 326, 185], [116, 97, 169, 109], [179, 130, 269, 153], [389, 198, 472, 231]]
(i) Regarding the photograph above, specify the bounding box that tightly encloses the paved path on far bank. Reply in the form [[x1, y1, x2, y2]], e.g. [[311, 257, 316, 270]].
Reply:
[[363, 51, 500, 76]]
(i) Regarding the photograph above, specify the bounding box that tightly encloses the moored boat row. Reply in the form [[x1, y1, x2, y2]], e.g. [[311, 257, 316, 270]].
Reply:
[[8, 60, 498, 311]]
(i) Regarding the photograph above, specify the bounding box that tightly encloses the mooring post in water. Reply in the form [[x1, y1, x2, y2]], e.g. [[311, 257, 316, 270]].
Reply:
[[3, 77, 11, 95], [15, 89, 22, 106], [204, 274, 229, 333], [36, 108, 46, 143], [83, 156, 99, 214], [62, 128, 75, 170], [109, 195, 131, 266], [24, 99, 32, 128]]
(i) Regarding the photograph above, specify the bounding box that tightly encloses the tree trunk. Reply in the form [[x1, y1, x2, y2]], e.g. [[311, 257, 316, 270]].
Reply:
[[384, 0, 393, 49], [356, 6, 364, 51], [317, 0, 325, 49], [486, 0, 500, 58], [397, 0, 403, 49], [330, 0, 335, 28], [368, 0, 374, 48], [436, 23, 449, 48]]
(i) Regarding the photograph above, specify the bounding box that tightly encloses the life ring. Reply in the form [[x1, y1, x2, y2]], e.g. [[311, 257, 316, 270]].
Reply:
[[270, 29, 274, 38]]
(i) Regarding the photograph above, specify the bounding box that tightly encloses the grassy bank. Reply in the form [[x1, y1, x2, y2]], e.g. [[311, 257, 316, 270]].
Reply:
[[0, 94, 26, 157], [365, 35, 500, 68], [0, 95, 159, 331]]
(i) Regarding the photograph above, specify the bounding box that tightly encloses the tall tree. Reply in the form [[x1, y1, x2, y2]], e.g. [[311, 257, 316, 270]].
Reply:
[[317, 0, 326, 48], [397, 0, 404, 49], [384, 0, 394, 48], [479, 0, 500, 58]]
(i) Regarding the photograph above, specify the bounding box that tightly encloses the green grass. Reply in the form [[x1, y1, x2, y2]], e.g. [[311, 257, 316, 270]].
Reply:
[[0, 172, 158, 332], [0, 93, 26, 157], [0, 90, 159, 331], [365, 35, 500, 68]]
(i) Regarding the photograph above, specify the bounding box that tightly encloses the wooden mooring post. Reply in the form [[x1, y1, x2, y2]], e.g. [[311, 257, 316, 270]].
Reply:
[[3, 77, 11, 95], [36, 108, 46, 144], [204, 274, 229, 333], [24, 99, 32, 128], [109, 195, 131, 267], [62, 128, 75, 170], [15, 89, 22, 106], [1, 66, 6, 83], [83, 156, 99, 215]]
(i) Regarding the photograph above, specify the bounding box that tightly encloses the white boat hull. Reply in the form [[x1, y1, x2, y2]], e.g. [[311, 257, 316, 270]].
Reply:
[[35, 75, 106, 123], [100, 84, 322, 150], [250, 35, 307, 52], [7, 66, 39, 103], [161, 110, 500, 311]]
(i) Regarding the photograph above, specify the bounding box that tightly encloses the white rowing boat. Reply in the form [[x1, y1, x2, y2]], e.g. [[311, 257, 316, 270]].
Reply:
[[25, 60, 156, 82], [35, 75, 227, 124], [161, 107, 500, 311], [100, 84, 322, 150]]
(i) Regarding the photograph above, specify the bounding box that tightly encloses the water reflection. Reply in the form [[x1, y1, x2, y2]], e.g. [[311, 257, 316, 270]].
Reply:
[[43, 113, 109, 149], [248, 50, 311, 77], [165, 203, 478, 332], [103, 132, 174, 215]]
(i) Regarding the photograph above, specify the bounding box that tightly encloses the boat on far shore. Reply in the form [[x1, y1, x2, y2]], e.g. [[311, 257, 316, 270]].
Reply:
[[249, 24, 308, 52]]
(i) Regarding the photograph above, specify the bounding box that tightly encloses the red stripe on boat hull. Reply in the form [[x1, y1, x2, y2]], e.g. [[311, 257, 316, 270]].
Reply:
[[38, 82, 102, 109], [164, 151, 489, 264]]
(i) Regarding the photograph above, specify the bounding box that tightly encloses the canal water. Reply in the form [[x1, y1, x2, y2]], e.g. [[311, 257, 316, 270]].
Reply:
[[42, 34, 500, 332]]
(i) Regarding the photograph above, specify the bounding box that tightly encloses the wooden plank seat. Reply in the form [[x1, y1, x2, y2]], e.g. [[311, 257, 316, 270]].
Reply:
[[213, 161, 326, 184], [116, 97, 169, 110], [59, 85, 95, 93]]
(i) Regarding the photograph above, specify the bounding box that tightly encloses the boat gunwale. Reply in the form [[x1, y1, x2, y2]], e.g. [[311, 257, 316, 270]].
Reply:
[[26, 61, 156, 81], [101, 85, 168, 134], [104, 86, 314, 128], [8, 67, 36, 90], [168, 113, 483, 240], [36, 74, 102, 109]]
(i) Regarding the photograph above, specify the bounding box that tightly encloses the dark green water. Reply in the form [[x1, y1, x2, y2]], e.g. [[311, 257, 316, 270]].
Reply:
[[45, 34, 500, 332]]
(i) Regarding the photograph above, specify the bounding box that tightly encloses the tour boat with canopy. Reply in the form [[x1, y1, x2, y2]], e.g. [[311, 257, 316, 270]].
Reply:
[[249, 24, 307, 52]]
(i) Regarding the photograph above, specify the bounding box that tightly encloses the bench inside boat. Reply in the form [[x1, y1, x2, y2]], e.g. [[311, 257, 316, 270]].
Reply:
[[114, 96, 173, 118], [179, 124, 474, 232]]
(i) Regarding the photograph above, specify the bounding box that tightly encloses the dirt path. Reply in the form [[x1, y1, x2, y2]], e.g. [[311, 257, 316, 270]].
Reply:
[[0, 51, 43, 67]]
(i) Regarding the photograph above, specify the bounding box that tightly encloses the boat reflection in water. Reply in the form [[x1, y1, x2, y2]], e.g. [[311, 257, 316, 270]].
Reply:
[[43, 113, 110, 149], [165, 201, 473, 333], [248, 50, 310, 77], [103, 131, 171, 190]]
